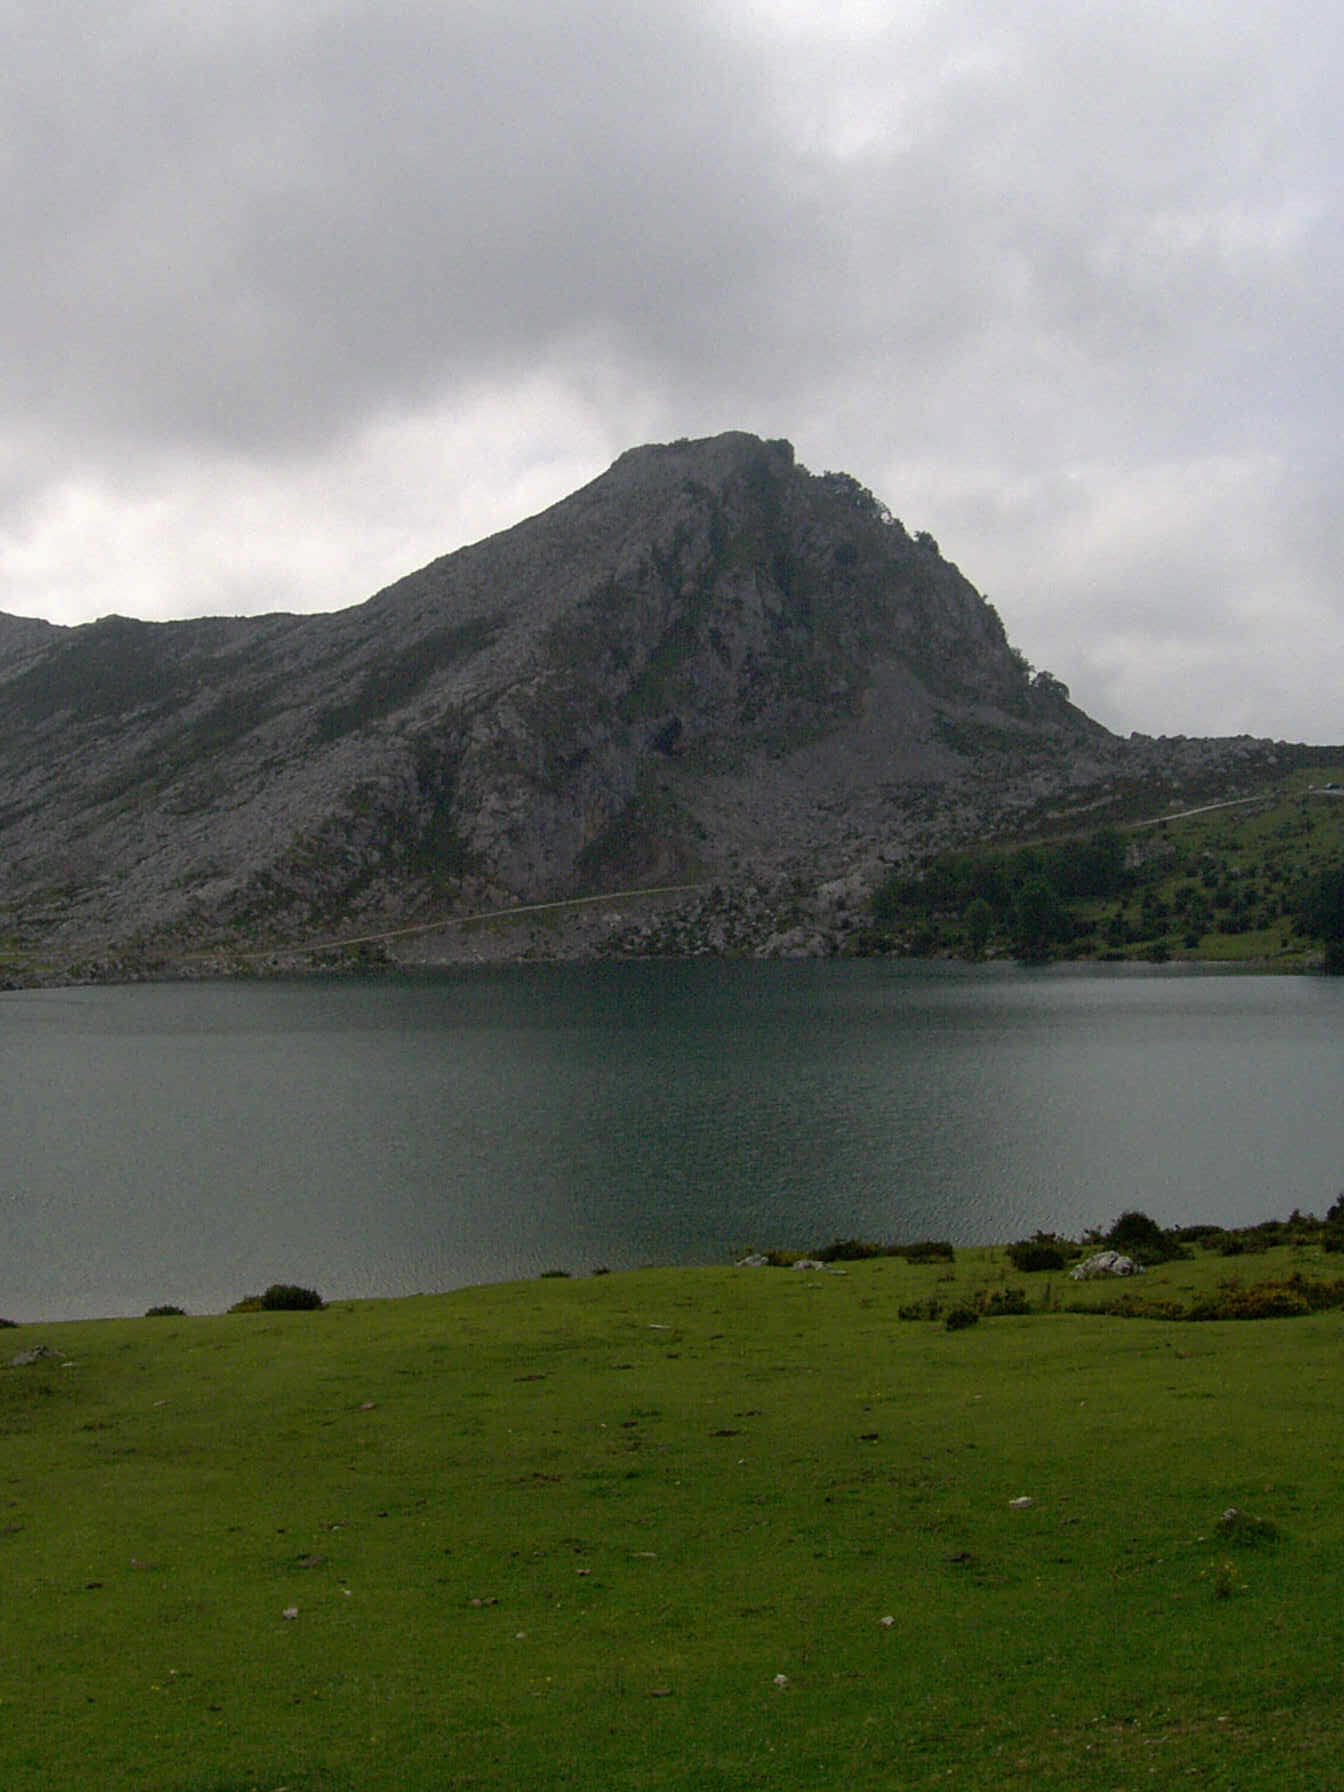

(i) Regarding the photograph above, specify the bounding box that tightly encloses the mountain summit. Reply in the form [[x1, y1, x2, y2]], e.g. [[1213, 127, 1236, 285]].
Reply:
[[0, 432, 1276, 966]]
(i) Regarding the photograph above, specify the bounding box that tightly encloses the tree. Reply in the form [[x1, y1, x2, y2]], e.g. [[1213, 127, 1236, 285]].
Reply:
[[1056, 827, 1126, 901], [1011, 876, 1066, 961], [1297, 865, 1344, 936], [964, 897, 993, 957], [1295, 863, 1344, 971]]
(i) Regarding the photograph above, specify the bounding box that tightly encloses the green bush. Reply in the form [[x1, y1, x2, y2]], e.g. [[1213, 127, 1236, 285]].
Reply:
[[898, 1240, 956, 1264], [815, 1238, 891, 1262], [943, 1305, 979, 1331], [1323, 1192, 1344, 1253], [984, 1287, 1031, 1316], [144, 1305, 185, 1318], [1188, 1285, 1312, 1320], [1106, 1209, 1187, 1264], [258, 1284, 324, 1312], [1098, 1275, 1344, 1322], [1007, 1239, 1067, 1272]]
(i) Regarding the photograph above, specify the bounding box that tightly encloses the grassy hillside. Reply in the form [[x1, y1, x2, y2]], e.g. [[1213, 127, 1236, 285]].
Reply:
[[3, 1243, 1341, 1790]]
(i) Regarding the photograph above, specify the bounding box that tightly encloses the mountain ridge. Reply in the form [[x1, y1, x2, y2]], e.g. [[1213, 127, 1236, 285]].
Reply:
[[0, 431, 1296, 972]]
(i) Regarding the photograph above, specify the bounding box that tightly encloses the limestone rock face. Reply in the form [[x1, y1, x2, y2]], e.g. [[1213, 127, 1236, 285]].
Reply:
[[0, 431, 1286, 962]]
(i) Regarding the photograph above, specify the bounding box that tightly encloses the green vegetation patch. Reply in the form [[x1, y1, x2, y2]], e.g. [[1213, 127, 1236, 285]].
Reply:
[[869, 764, 1344, 966], [1, 1241, 1341, 1790]]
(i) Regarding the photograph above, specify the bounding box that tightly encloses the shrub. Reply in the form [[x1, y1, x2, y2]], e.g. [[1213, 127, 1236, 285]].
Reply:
[[1098, 1275, 1344, 1321], [1007, 1239, 1067, 1272], [898, 1240, 956, 1264], [897, 1298, 943, 1322], [1106, 1209, 1187, 1264], [943, 1305, 979, 1331], [1090, 1294, 1187, 1320], [984, 1287, 1031, 1316], [539, 1269, 571, 1279], [144, 1304, 185, 1318], [1216, 1506, 1280, 1546], [1170, 1223, 1225, 1243], [839, 1237, 956, 1264], [815, 1238, 890, 1262], [258, 1284, 324, 1311], [1188, 1285, 1312, 1320]]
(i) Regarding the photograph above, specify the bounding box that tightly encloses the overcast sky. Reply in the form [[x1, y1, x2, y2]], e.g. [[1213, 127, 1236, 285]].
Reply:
[[2, 0, 1338, 740]]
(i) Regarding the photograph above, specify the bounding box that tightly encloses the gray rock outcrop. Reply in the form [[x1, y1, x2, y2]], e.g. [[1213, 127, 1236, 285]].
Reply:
[[1069, 1251, 1144, 1279]]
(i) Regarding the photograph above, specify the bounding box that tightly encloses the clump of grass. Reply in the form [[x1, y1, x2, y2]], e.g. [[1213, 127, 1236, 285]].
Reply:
[[1216, 1506, 1280, 1546], [901, 1285, 1032, 1322], [1206, 1555, 1244, 1600]]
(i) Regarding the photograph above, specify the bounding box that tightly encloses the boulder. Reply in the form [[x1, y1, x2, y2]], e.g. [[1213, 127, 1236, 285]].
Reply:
[[1069, 1250, 1143, 1280]]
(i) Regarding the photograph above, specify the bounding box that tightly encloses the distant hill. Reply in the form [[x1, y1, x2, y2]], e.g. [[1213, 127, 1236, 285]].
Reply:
[[0, 432, 1297, 972]]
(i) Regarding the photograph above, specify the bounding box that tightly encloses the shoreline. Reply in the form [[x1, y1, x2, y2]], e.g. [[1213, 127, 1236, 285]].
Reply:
[[6, 1208, 1339, 1331]]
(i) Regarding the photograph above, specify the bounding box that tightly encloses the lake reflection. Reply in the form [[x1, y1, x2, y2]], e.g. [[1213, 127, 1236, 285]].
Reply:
[[3, 961, 1342, 1320]]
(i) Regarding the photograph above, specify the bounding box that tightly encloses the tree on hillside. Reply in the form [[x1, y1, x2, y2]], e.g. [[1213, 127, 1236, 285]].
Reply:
[[964, 896, 994, 957], [1295, 863, 1344, 970], [1011, 876, 1067, 961]]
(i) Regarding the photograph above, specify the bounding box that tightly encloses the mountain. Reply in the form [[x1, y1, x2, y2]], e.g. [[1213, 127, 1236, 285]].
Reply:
[[0, 432, 1288, 971]]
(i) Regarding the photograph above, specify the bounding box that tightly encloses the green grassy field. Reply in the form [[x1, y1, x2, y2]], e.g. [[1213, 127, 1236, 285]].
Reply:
[[2, 1247, 1341, 1790]]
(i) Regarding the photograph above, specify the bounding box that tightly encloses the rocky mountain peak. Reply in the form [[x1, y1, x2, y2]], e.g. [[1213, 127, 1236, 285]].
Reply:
[[0, 433, 1279, 972]]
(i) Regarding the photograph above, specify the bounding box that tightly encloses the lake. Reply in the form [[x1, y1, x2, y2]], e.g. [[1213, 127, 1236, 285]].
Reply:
[[3, 960, 1342, 1322]]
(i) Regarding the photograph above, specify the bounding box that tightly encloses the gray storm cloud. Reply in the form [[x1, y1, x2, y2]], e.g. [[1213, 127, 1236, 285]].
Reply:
[[1, 0, 1339, 739]]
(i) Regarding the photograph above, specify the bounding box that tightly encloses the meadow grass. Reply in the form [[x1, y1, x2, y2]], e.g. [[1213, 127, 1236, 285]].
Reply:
[[2, 1248, 1340, 1790]]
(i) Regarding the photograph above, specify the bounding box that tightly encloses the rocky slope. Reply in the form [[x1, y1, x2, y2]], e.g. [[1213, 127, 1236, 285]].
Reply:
[[0, 432, 1289, 969]]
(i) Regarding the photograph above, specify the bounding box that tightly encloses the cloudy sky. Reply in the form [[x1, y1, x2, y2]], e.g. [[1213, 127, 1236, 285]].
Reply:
[[2, 0, 1338, 739]]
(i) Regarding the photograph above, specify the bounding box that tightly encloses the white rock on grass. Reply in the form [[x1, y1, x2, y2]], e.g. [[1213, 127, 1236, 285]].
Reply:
[[1069, 1251, 1143, 1280]]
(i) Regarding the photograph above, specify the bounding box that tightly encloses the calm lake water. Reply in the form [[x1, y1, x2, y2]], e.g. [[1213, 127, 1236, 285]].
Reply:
[[3, 961, 1342, 1322]]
